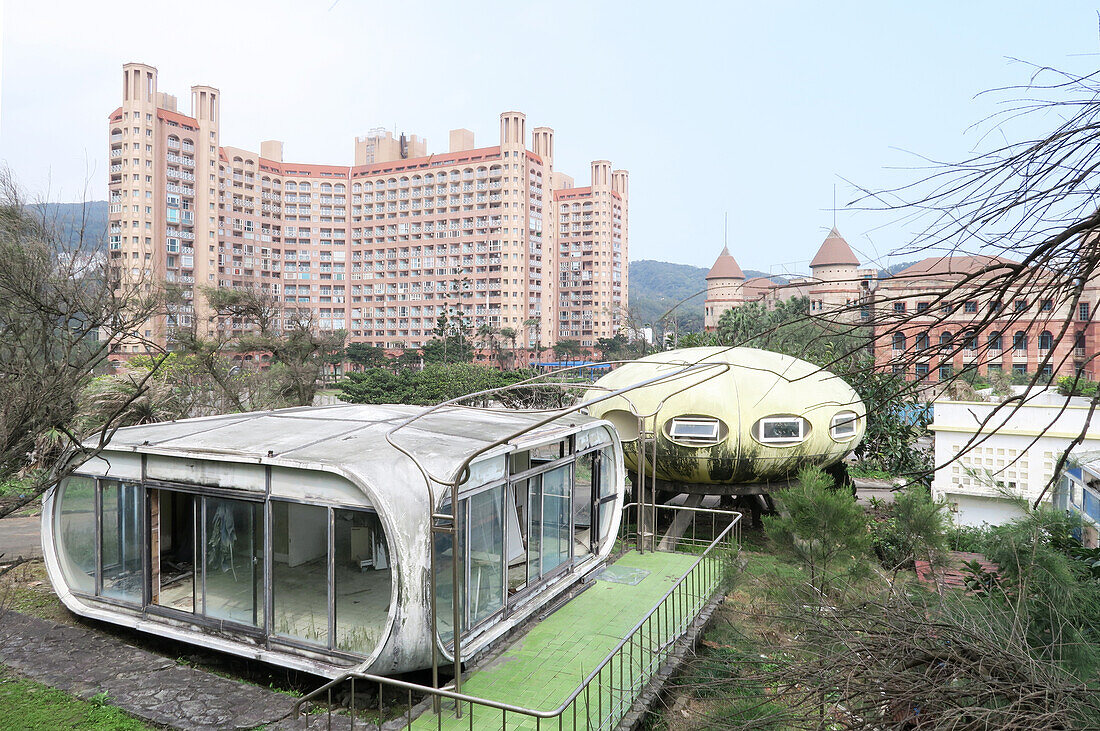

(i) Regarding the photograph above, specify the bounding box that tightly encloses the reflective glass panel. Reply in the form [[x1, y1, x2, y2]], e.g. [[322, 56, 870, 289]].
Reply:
[[572, 453, 595, 560], [204, 497, 262, 626], [56, 477, 95, 594], [597, 446, 617, 543], [541, 466, 571, 575], [526, 476, 542, 585], [434, 500, 463, 646], [100, 481, 142, 603], [466, 487, 504, 627]]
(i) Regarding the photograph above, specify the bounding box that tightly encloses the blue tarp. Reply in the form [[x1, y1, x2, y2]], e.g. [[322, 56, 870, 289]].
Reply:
[[536, 361, 612, 369]]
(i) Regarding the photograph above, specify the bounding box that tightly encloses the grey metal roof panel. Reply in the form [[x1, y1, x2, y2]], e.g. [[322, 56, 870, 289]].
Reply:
[[89, 404, 599, 487]]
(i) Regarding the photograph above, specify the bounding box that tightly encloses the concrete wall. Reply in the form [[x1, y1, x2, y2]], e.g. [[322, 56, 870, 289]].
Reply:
[[931, 392, 1100, 525]]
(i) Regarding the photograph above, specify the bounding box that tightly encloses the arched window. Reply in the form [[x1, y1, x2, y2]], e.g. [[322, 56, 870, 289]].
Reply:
[[988, 331, 1003, 350], [1013, 331, 1028, 350], [321, 182, 333, 193], [939, 331, 953, 345], [965, 330, 979, 350], [1039, 330, 1053, 350], [916, 332, 930, 350], [892, 332, 906, 350], [299, 182, 311, 192], [334, 183, 345, 193]]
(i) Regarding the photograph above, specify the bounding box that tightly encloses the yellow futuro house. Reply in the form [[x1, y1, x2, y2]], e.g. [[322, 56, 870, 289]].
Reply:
[[585, 347, 866, 487]]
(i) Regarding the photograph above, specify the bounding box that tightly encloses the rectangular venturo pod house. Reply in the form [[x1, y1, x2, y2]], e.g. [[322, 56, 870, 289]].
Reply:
[[42, 404, 624, 678]]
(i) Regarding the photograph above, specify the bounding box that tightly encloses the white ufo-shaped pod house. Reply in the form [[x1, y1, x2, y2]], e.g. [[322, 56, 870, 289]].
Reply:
[[42, 404, 624, 678], [585, 347, 865, 487]]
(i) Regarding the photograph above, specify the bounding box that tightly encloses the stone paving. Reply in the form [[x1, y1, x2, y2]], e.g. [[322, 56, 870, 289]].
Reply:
[[0, 609, 322, 730]]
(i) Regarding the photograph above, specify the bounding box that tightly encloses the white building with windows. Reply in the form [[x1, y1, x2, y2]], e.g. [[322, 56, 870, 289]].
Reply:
[[930, 390, 1100, 526]]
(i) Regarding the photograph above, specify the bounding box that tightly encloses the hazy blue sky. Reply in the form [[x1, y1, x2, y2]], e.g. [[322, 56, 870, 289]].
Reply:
[[2, 1, 1100, 271]]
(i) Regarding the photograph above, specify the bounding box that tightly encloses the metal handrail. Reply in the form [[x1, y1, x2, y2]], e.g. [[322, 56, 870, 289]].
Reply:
[[292, 504, 741, 728]]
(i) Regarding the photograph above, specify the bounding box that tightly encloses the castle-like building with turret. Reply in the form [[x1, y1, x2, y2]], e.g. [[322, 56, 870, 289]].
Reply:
[[703, 228, 1099, 381], [703, 228, 872, 330]]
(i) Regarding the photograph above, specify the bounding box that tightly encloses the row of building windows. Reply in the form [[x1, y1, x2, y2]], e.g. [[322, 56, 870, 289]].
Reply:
[[891, 330, 1073, 351], [891, 298, 1090, 320]]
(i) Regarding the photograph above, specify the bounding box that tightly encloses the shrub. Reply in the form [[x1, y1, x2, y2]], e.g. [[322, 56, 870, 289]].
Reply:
[[764, 466, 870, 600]]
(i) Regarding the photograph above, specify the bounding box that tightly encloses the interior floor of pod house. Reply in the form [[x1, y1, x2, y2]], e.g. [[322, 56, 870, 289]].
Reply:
[[41, 404, 626, 678]]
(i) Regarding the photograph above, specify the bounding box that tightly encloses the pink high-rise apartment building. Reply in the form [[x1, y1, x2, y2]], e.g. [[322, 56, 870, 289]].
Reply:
[[108, 63, 628, 359]]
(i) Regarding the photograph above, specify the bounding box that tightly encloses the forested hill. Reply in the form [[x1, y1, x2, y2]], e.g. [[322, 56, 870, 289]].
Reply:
[[628, 259, 776, 334], [39, 200, 110, 249]]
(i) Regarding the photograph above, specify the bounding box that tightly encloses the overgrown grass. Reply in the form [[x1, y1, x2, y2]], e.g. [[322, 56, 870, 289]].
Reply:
[[0, 664, 151, 730], [0, 560, 69, 623], [849, 464, 895, 480], [650, 544, 805, 730]]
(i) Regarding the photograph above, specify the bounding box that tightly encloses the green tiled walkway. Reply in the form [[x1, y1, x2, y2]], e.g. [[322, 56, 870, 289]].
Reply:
[[413, 550, 703, 730]]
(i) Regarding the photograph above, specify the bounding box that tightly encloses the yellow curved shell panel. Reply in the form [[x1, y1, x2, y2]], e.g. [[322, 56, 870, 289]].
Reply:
[[584, 347, 866, 485]]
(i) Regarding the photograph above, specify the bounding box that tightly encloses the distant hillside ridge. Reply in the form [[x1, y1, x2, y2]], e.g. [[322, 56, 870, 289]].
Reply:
[[38, 200, 110, 250], [628, 259, 788, 334]]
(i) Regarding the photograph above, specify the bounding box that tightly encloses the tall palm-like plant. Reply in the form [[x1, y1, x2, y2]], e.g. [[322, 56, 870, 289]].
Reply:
[[80, 371, 184, 430]]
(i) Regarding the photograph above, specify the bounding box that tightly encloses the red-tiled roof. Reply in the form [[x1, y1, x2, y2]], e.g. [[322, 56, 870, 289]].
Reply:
[[555, 187, 593, 201], [810, 227, 860, 267], [157, 108, 199, 130], [892, 254, 1016, 278], [108, 107, 123, 122], [915, 551, 999, 592], [706, 246, 746, 280], [743, 276, 776, 292]]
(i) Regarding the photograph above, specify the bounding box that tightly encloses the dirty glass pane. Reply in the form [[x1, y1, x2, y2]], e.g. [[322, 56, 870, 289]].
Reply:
[[572, 453, 595, 560], [526, 475, 542, 584], [204, 497, 262, 627], [334, 509, 391, 655], [272, 501, 329, 645], [56, 476, 96, 594], [434, 499, 464, 646], [541, 465, 571, 575], [597, 446, 617, 543], [467, 486, 504, 627], [100, 481, 142, 603], [506, 483, 528, 596]]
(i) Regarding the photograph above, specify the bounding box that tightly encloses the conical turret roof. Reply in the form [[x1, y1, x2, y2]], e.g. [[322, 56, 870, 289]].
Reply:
[[706, 245, 746, 280], [810, 227, 860, 268]]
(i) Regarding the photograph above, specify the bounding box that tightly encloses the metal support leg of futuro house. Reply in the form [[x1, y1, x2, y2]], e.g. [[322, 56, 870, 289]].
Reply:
[[636, 415, 646, 554]]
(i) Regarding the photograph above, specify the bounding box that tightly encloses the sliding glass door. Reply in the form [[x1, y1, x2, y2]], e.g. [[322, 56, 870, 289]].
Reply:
[[203, 497, 262, 627], [539, 466, 572, 576]]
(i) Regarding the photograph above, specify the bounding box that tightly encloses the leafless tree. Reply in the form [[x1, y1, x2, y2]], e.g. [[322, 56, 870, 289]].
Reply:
[[178, 283, 346, 409], [0, 169, 167, 520]]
